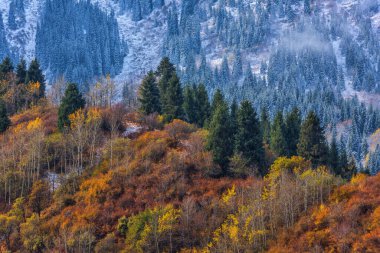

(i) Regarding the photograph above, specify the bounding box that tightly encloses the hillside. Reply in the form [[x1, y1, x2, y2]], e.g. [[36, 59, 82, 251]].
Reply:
[[268, 173, 380, 252]]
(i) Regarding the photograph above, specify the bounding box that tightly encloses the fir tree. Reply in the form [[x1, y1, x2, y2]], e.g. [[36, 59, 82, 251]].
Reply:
[[0, 99, 10, 133], [26, 59, 45, 98], [210, 89, 224, 116], [163, 73, 183, 122], [0, 56, 14, 79], [157, 57, 176, 110], [183, 85, 197, 123], [260, 106, 271, 145], [329, 135, 340, 174], [195, 84, 210, 127], [207, 99, 232, 175], [270, 111, 287, 156], [16, 58, 27, 84], [230, 99, 238, 140], [297, 111, 328, 167], [285, 107, 301, 156], [234, 100, 264, 175], [58, 83, 85, 131], [138, 71, 161, 115]]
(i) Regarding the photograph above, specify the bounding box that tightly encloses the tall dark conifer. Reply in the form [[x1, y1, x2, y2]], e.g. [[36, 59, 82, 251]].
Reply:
[[138, 71, 161, 115], [183, 85, 197, 123], [285, 107, 301, 156], [0, 99, 10, 133], [58, 83, 85, 131], [0, 57, 13, 79], [195, 84, 210, 127], [16, 58, 27, 84], [260, 106, 271, 145], [26, 59, 45, 98], [270, 111, 287, 156], [163, 73, 183, 122]]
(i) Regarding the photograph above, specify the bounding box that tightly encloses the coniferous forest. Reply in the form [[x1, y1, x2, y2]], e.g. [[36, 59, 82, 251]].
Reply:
[[0, 0, 380, 252]]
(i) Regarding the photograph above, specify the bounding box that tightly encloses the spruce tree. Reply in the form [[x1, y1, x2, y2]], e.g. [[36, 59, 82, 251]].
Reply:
[[183, 85, 197, 123], [16, 58, 27, 84], [58, 83, 85, 131], [329, 135, 340, 174], [285, 107, 301, 156], [230, 99, 238, 140], [26, 59, 45, 98], [156, 57, 176, 110], [0, 56, 14, 79], [260, 106, 271, 145], [210, 89, 224, 116], [234, 100, 264, 174], [195, 84, 210, 127], [0, 99, 10, 133], [138, 71, 161, 115], [270, 111, 287, 156], [297, 111, 328, 167], [207, 99, 232, 176], [163, 73, 183, 122]]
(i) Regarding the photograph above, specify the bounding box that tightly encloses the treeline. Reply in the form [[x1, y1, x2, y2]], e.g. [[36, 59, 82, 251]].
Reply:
[[138, 58, 356, 179]]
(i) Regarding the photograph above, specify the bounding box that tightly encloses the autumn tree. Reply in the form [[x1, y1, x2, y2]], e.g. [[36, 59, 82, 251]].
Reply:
[[58, 83, 85, 131], [28, 180, 50, 216]]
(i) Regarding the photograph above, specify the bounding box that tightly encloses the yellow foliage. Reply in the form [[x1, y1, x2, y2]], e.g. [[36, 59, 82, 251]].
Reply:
[[158, 204, 182, 233], [26, 117, 43, 131], [350, 173, 367, 185], [221, 185, 236, 205], [313, 204, 329, 228], [69, 109, 86, 129], [86, 108, 101, 124]]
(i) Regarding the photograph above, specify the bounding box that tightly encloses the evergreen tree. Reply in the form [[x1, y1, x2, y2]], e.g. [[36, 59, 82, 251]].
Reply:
[[207, 99, 232, 175], [0, 56, 14, 79], [285, 107, 301, 156], [329, 135, 340, 174], [157, 57, 176, 110], [304, 0, 311, 15], [26, 59, 45, 98], [297, 111, 328, 167], [0, 99, 10, 133], [230, 99, 238, 140], [368, 145, 380, 175], [16, 58, 27, 84], [339, 138, 349, 174], [58, 83, 85, 131], [234, 100, 264, 175], [260, 106, 271, 145], [270, 111, 287, 156], [138, 71, 161, 115], [183, 85, 197, 123], [163, 73, 183, 122], [195, 84, 210, 127], [210, 89, 224, 116]]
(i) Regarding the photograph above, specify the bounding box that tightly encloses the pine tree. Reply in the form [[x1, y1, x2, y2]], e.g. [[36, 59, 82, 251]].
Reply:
[[207, 99, 232, 175], [138, 71, 161, 115], [297, 111, 328, 167], [16, 58, 27, 84], [329, 135, 340, 174], [260, 106, 271, 145], [183, 85, 197, 123], [58, 83, 85, 131], [163, 73, 183, 122], [0, 56, 14, 79], [210, 89, 224, 116], [230, 99, 238, 140], [270, 111, 287, 156], [304, 0, 311, 15], [195, 84, 210, 127], [234, 100, 264, 174], [0, 99, 10, 133], [157, 57, 176, 110], [285, 107, 301, 156], [26, 59, 45, 98]]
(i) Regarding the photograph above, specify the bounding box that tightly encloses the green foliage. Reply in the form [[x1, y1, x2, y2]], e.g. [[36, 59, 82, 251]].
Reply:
[[210, 89, 224, 116], [195, 84, 210, 127], [0, 98, 10, 133], [138, 71, 161, 115], [207, 100, 233, 175], [58, 83, 85, 131], [183, 85, 197, 124], [285, 107, 301, 156], [0, 56, 14, 79], [329, 134, 340, 174], [270, 111, 287, 156], [25, 59, 45, 98], [297, 111, 328, 167], [162, 73, 183, 122], [16, 58, 27, 84], [234, 100, 264, 174], [260, 106, 271, 145]]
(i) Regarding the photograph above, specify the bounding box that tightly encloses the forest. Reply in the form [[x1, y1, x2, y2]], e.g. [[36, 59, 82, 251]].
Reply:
[[0, 56, 379, 252]]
